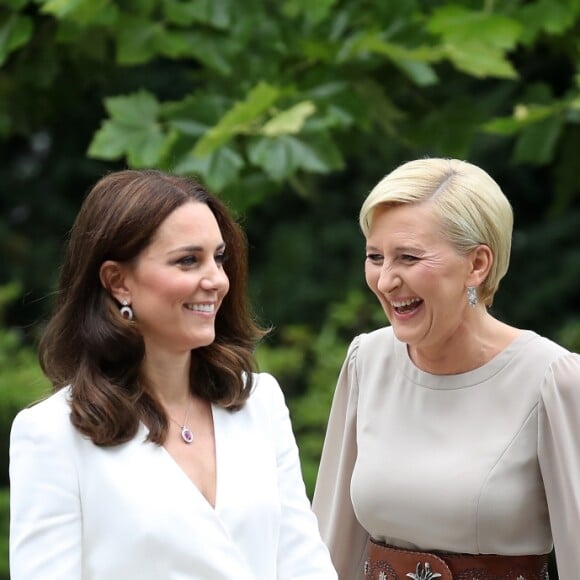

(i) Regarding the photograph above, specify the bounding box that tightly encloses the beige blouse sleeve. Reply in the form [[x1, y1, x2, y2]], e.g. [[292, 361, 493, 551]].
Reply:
[[313, 336, 369, 580], [538, 352, 580, 580]]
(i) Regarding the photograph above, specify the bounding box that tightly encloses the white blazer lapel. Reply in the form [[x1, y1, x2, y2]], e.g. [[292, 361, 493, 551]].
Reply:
[[81, 422, 258, 579]]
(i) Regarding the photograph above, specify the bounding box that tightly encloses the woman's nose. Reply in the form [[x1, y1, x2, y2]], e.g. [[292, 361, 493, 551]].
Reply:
[[201, 261, 229, 291], [377, 266, 401, 294]]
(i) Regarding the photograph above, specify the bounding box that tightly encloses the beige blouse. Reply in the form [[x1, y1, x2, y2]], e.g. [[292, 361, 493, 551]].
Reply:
[[312, 327, 580, 580]]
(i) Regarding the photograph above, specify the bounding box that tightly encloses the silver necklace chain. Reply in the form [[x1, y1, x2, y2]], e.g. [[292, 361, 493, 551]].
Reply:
[[168, 398, 194, 444]]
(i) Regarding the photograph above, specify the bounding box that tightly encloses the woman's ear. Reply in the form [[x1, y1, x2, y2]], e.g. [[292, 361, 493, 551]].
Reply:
[[99, 260, 130, 304], [467, 245, 493, 287]]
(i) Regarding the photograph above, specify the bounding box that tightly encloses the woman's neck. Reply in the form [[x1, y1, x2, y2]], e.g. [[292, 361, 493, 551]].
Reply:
[[408, 315, 521, 375], [141, 350, 192, 405]]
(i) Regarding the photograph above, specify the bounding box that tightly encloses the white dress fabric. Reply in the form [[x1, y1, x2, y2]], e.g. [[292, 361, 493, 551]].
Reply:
[[10, 373, 337, 580], [312, 327, 580, 580]]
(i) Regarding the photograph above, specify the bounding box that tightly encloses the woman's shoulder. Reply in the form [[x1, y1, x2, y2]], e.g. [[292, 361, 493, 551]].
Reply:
[[15, 387, 70, 418], [348, 325, 395, 363], [519, 332, 580, 396], [11, 387, 75, 441], [240, 373, 291, 432], [248, 372, 284, 405], [522, 331, 578, 371], [356, 325, 394, 346]]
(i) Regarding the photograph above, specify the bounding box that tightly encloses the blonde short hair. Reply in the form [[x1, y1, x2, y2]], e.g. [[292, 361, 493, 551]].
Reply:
[[359, 158, 513, 306]]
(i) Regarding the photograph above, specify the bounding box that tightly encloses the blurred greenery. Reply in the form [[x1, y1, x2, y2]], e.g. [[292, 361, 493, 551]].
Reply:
[[2, 0, 580, 578], [0, 489, 7, 580]]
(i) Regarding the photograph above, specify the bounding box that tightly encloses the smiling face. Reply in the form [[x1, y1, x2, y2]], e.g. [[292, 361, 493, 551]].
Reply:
[[365, 202, 476, 354], [116, 201, 229, 356]]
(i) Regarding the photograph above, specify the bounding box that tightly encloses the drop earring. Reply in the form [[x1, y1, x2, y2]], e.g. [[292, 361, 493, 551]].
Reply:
[[120, 300, 134, 320], [467, 286, 478, 308]]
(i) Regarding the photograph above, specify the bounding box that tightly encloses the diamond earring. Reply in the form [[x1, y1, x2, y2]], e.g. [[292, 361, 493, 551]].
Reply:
[[467, 286, 478, 308]]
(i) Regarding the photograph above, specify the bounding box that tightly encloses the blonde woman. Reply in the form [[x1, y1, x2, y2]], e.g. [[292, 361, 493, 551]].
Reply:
[[313, 158, 580, 580]]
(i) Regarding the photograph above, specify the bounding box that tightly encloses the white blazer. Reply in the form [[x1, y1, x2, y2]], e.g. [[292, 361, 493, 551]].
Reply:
[[10, 373, 337, 580]]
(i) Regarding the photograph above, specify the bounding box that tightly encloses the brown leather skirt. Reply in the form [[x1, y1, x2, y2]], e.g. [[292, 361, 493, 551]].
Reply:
[[364, 538, 549, 579]]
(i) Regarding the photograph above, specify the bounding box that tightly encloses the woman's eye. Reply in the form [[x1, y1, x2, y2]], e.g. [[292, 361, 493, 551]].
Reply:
[[215, 252, 227, 265], [366, 253, 383, 263], [400, 254, 419, 262], [177, 256, 197, 266]]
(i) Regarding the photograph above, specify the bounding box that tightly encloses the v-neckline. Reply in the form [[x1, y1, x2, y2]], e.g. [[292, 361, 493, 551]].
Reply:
[[159, 402, 221, 511]]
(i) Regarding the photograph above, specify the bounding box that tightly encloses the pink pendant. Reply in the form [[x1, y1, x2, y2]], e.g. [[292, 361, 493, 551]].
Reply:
[[181, 427, 193, 444]]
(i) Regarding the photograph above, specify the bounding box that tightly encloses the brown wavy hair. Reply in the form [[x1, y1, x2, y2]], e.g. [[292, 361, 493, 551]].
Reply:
[[39, 169, 267, 446]]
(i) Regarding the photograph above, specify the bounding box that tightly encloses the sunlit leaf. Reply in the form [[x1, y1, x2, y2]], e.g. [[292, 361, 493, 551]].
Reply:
[[428, 6, 521, 49], [193, 82, 281, 156], [443, 43, 517, 79], [483, 103, 556, 135], [429, 6, 521, 79], [261, 101, 316, 137], [38, 0, 85, 17]]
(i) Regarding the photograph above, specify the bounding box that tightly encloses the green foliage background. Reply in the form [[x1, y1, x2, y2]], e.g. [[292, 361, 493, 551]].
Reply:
[[2, 0, 580, 577]]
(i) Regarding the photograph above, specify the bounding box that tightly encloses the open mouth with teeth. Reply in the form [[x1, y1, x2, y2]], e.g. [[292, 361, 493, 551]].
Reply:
[[185, 303, 215, 313], [392, 298, 423, 314]]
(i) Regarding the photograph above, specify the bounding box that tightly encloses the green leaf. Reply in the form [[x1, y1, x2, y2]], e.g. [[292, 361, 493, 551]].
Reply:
[[88, 91, 170, 167], [248, 136, 297, 181], [120, 0, 156, 16], [483, 103, 556, 135], [248, 134, 343, 181], [394, 59, 438, 87], [517, 0, 577, 44], [428, 6, 521, 50], [0, 14, 33, 67], [154, 29, 190, 59], [115, 17, 164, 65], [443, 42, 518, 79], [282, 0, 338, 25], [261, 101, 316, 137], [88, 120, 169, 167], [167, 119, 209, 137], [482, 117, 523, 136], [428, 6, 521, 79], [173, 146, 244, 192], [38, 0, 85, 17], [302, 104, 354, 132], [162, 93, 230, 127], [37, 0, 115, 23], [163, 0, 231, 29], [0, 0, 30, 9], [338, 33, 439, 86], [105, 90, 159, 125], [513, 116, 564, 165], [193, 82, 282, 156], [87, 120, 134, 160], [160, 31, 232, 74]]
